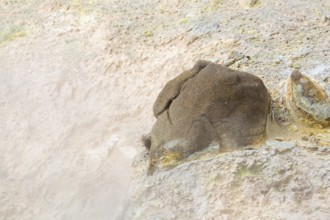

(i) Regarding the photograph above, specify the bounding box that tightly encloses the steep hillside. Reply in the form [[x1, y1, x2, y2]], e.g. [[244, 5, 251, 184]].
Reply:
[[0, 0, 329, 219]]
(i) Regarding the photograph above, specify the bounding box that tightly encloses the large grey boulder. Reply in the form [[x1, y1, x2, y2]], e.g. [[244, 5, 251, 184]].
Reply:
[[147, 60, 270, 174]]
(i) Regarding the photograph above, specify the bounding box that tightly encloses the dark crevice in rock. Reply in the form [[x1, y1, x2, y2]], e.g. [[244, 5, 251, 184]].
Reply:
[[167, 109, 172, 125], [153, 60, 211, 117]]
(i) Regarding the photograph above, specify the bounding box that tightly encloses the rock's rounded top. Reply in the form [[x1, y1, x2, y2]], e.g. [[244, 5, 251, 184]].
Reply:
[[153, 60, 212, 117]]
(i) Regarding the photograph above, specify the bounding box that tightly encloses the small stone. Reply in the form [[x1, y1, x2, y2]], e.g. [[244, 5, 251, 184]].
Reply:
[[266, 140, 295, 153], [286, 70, 330, 126], [275, 137, 284, 141], [224, 51, 246, 67]]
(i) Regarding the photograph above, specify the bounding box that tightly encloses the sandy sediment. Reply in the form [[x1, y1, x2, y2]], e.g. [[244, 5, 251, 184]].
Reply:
[[0, 0, 329, 219]]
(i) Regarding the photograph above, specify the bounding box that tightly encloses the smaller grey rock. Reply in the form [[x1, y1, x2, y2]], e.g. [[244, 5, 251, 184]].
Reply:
[[286, 70, 330, 125], [223, 51, 246, 67]]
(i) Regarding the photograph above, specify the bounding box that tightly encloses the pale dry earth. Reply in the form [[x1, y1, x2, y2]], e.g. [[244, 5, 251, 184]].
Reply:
[[0, 0, 329, 219], [119, 140, 330, 220]]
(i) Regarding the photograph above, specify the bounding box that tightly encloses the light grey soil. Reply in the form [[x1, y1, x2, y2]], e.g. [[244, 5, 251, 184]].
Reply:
[[119, 141, 330, 220], [0, 0, 329, 219]]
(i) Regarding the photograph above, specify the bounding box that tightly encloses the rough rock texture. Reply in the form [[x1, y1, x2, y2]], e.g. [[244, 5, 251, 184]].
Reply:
[[117, 141, 330, 220], [149, 61, 270, 174], [153, 60, 212, 117], [287, 70, 330, 126], [1, 0, 330, 219]]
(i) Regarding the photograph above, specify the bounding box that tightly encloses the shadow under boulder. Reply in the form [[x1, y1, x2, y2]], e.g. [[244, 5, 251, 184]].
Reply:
[[147, 60, 270, 174]]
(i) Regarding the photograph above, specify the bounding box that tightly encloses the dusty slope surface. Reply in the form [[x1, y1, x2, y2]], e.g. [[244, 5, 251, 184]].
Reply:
[[119, 141, 330, 220], [0, 1, 144, 219], [0, 0, 329, 219]]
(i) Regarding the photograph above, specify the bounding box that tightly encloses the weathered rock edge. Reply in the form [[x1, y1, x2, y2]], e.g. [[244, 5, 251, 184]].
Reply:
[[146, 60, 271, 174]]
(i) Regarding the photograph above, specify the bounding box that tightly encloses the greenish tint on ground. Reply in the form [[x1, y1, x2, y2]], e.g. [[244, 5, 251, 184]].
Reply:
[[0, 25, 26, 46], [235, 164, 262, 180]]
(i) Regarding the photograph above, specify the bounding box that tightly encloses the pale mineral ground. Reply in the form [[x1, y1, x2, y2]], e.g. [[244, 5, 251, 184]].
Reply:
[[0, 0, 329, 220]]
